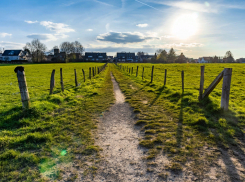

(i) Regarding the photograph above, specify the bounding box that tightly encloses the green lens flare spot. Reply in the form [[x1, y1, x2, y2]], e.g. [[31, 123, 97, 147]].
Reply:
[[60, 150, 67, 156]]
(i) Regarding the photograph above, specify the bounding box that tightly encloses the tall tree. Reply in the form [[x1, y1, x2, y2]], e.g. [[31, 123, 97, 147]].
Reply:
[[73, 41, 85, 54], [60, 41, 85, 61], [24, 39, 47, 62], [224, 51, 234, 63], [157, 49, 168, 63], [167, 48, 176, 63]]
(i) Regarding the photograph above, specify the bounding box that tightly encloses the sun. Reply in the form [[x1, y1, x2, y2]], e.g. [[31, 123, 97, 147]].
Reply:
[[171, 13, 199, 40]]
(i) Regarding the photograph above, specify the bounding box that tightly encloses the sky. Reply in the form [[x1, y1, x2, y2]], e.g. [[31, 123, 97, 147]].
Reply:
[[0, 0, 245, 58]]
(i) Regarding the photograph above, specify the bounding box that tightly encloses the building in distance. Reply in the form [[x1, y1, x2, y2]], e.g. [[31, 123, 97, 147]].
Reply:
[[85, 52, 107, 62], [117, 52, 136, 62], [1, 50, 31, 62]]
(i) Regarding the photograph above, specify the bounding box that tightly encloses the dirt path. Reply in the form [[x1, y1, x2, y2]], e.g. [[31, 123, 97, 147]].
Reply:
[[92, 73, 155, 181]]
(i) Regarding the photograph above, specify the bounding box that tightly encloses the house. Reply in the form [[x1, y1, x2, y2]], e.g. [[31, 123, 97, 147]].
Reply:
[[0, 53, 2, 61], [85, 52, 107, 61], [197, 57, 212, 63], [2, 50, 30, 62], [176, 53, 187, 63], [236, 58, 245, 63], [53, 49, 66, 62], [107, 56, 113, 62], [117, 52, 136, 62]]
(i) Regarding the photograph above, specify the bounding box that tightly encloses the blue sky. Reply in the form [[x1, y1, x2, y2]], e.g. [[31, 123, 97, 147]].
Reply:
[[0, 0, 245, 58]]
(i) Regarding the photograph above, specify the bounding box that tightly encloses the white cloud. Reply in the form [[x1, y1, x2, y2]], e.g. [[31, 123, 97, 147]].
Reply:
[[87, 29, 93, 31], [25, 20, 38, 24], [27, 33, 68, 41], [165, 43, 203, 47], [162, 35, 174, 39], [0, 41, 25, 49], [40, 21, 75, 34], [136, 23, 148, 28], [97, 31, 157, 44], [0, 33, 12, 37]]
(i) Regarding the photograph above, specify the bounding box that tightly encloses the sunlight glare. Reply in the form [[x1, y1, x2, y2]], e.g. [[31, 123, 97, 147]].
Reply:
[[171, 13, 199, 40]]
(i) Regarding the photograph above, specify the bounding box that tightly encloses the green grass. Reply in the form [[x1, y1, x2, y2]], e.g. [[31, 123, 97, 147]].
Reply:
[[0, 63, 114, 181], [0, 63, 104, 112], [112, 63, 245, 178]]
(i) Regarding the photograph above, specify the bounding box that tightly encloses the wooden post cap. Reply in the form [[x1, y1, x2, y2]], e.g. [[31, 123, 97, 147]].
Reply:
[[14, 66, 24, 73]]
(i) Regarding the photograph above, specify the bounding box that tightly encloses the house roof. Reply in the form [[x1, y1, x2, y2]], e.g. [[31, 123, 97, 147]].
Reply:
[[2, 50, 22, 56]]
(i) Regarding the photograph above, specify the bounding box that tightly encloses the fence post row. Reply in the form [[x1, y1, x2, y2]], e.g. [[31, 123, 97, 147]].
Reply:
[[136, 66, 139, 77], [151, 66, 154, 83], [60, 68, 64, 92], [50, 69, 55, 95], [14, 66, 31, 110], [164, 69, 167, 86], [142, 67, 144, 80], [89, 67, 91, 80], [182, 71, 184, 92], [74, 69, 78, 86], [82, 69, 85, 82], [199, 66, 205, 100], [221, 68, 232, 111]]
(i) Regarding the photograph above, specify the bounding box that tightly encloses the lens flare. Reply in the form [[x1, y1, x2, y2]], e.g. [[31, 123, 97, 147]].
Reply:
[[171, 13, 199, 40]]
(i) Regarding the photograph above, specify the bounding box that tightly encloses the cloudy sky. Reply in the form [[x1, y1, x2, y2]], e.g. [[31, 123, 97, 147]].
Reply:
[[0, 0, 245, 58]]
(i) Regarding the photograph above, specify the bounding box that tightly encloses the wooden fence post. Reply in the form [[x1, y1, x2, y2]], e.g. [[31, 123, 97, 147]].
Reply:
[[199, 66, 205, 100], [82, 69, 85, 82], [74, 69, 78, 86], [60, 68, 64, 92], [142, 67, 144, 80], [182, 71, 184, 92], [151, 66, 154, 83], [92, 67, 95, 77], [136, 66, 139, 77], [129, 68, 131, 74], [164, 69, 167, 86], [89, 67, 91, 80], [132, 67, 133, 75], [14, 66, 30, 109], [50, 69, 55, 95], [127, 66, 128, 72], [221, 68, 232, 111]]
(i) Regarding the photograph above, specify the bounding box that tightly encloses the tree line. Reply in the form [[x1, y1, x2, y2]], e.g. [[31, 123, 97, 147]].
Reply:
[[23, 39, 85, 63], [137, 48, 236, 63]]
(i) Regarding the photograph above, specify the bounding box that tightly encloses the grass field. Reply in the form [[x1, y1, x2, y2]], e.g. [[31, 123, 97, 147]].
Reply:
[[0, 63, 104, 112], [0, 63, 114, 181], [113, 63, 245, 179]]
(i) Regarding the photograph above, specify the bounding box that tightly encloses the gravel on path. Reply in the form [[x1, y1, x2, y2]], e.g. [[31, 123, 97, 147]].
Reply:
[[92, 73, 158, 181]]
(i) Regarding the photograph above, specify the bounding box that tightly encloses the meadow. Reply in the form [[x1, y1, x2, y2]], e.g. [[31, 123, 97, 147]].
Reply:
[[0, 63, 104, 112], [0, 63, 114, 181], [113, 63, 245, 179]]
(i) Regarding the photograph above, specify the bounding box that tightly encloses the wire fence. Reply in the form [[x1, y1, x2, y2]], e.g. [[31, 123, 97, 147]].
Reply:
[[0, 63, 108, 110]]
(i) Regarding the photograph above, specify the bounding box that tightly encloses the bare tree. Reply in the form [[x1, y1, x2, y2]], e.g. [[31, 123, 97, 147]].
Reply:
[[224, 51, 235, 63], [24, 39, 47, 62], [73, 41, 85, 54]]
